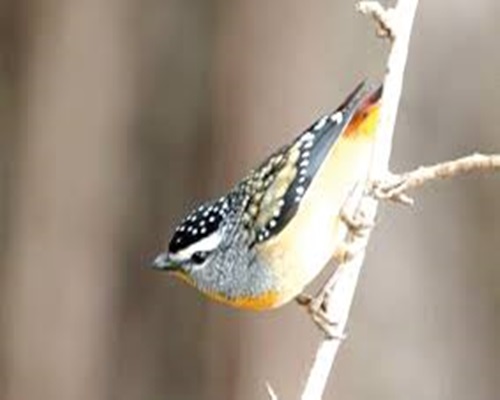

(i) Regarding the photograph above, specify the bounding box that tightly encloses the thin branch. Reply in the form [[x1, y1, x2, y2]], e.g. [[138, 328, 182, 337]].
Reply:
[[373, 153, 500, 203], [301, 1, 420, 399], [266, 382, 278, 400], [365, 0, 419, 178]]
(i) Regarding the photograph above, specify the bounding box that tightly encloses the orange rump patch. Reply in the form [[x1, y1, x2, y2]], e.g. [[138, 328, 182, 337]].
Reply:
[[344, 104, 380, 139]]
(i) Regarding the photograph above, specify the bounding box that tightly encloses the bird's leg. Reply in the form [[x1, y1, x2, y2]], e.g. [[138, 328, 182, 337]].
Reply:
[[301, 293, 346, 340], [295, 292, 313, 306], [296, 267, 347, 340], [297, 185, 374, 339], [340, 207, 374, 233]]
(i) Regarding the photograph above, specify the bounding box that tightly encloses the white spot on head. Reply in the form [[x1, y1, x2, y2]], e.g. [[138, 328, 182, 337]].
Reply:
[[301, 150, 310, 159], [209, 216, 216, 223], [203, 210, 210, 217], [295, 196, 302, 203], [300, 168, 307, 176], [200, 227, 207, 234], [299, 159, 309, 168], [296, 186, 305, 195], [199, 220, 206, 227], [269, 219, 277, 228], [192, 228, 198, 235], [299, 176, 307, 184], [273, 208, 281, 217]]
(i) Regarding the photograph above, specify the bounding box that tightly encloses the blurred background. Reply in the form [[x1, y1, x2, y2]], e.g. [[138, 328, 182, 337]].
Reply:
[[0, 0, 499, 399]]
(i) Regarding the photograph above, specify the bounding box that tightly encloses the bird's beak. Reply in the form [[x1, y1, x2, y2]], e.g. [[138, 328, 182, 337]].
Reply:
[[151, 252, 176, 270]]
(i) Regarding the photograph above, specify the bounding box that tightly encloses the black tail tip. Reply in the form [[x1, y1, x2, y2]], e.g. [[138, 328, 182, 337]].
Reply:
[[338, 79, 383, 112]]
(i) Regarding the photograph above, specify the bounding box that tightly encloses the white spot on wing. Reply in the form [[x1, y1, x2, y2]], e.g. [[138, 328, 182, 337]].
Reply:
[[303, 140, 313, 149], [330, 111, 343, 125], [299, 131, 315, 143], [313, 116, 328, 131]]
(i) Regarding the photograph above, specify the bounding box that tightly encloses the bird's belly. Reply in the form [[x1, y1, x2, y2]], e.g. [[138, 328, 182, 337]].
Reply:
[[258, 133, 373, 307]]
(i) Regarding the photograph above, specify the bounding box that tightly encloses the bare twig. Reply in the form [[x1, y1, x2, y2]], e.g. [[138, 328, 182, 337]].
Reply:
[[373, 153, 500, 202], [266, 382, 278, 400], [301, 1, 420, 399]]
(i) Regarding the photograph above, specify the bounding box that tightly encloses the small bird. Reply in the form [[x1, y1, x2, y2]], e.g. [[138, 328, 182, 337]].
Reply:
[[152, 81, 382, 310]]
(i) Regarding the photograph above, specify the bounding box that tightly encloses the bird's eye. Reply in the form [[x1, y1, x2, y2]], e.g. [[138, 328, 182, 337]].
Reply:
[[191, 251, 209, 264]]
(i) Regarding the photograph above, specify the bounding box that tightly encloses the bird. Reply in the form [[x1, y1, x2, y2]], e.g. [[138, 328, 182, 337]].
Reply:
[[152, 81, 382, 310]]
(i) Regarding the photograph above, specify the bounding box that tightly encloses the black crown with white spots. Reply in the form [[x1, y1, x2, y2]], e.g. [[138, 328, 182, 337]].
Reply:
[[168, 196, 231, 253]]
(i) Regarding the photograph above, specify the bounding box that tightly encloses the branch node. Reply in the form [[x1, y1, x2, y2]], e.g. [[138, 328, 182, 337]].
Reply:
[[340, 208, 374, 233], [371, 176, 415, 205], [356, 1, 396, 40]]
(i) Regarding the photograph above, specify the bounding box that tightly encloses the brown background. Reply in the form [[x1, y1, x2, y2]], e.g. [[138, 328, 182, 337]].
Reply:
[[0, 0, 499, 399]]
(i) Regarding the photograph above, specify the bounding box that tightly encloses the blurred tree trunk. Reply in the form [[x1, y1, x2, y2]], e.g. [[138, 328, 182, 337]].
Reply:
[[108, 1, 214, 399], [0, 1, 23, 395], [3, 1, 136, 399]]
